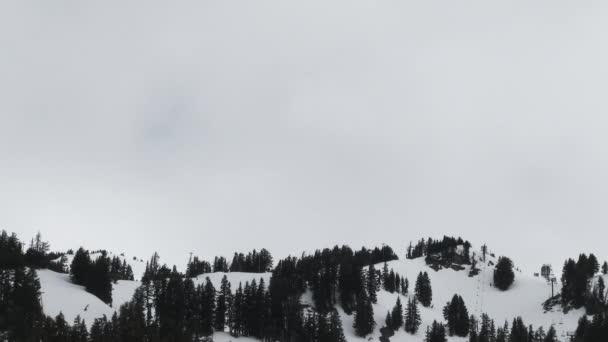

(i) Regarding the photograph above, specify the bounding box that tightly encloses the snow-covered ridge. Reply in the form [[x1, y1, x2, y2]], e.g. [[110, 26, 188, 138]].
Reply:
[[38, 246, 588, 341]]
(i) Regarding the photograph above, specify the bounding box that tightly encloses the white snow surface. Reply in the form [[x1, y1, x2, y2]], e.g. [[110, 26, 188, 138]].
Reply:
[[39, 248, 589, 341]]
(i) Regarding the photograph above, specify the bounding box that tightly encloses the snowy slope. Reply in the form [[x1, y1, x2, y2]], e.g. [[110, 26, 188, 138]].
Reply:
[[37, 269, 139, 325], [38, 269, 272, 327], [38, 247, 589, 341]]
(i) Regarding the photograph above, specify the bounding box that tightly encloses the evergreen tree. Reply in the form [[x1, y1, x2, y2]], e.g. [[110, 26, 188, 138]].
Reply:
[[70, 247, 91, 286], [389, 296, 404, 330], [405, 298, 421, 334], [443, 294, 469, 337], [543, 325, 557, 342], [215, 275, 231, 332], [323, 310, 347, 342], [425, 320, 447, 342], [367, 264, 379, 304], [508, 317, 527, 342], [494, 257, 515, 291], [415, 272, 433, 307], [353, 292, 375, 336], [87, 252, 113, 305], [588, 253, 600, 276], [602, 261, 608, 275], [200, 277, 216, 337]]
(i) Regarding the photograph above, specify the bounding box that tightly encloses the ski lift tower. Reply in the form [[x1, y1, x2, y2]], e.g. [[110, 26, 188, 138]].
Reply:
[[548, 274, 557, 298], [541, 264, 552, 281]]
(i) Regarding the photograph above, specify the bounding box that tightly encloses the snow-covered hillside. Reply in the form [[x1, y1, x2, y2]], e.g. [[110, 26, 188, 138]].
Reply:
[[38, 247, 588, 341]]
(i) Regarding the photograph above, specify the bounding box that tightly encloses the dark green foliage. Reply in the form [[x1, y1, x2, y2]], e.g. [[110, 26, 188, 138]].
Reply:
[[425, 320, 447, 342], [24, 232, 50, 269], [588, 254, 600, 276], [405, 297, 421, 334], [214, 275, 231, 331], [602, 261, 608, 275], [110, 256, 134, 282], [493, 257, 515, 291], [443, 294, 469, 336], [509, 317, 528, 342], [386, 296, 403, 331], [367, 264, 379, 304], [544, 325, 557, 342], [213, 256, 229, 273], [561, 254, 600, 308], [353, 292, 375, 336], [185, 256, 212, 278], [574, 312, 608, 342], [415, 271, 433, 307], [229, 248, 273, 273], [408, 236, 471, 264]]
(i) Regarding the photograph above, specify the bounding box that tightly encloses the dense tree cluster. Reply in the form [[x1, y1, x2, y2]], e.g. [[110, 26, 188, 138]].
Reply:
[[468, 314, 560, 342], [110, 256, 135, 282], [302, 310, 347, 342], [407, 236, 471, 265], [6, 230, 597, 342], [381, 262, 408, 295], [229, 248, 274, 273], [0, 230, 45, 340], [561, 253, 602, 309], [185, 256, 211, 278], [574, 313, 608, 342], [443, 294, 469, 337], [213, 256, 229, 273], [493, 256, 515, 291], [70, 248, 113, 305], [425, 320, 447, 342]]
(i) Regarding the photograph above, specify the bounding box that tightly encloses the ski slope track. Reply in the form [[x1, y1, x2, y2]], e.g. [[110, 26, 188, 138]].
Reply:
[[38, 247, 590, 341]]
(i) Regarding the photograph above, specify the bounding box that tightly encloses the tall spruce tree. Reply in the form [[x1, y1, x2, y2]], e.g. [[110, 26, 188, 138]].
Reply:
[[425, 320, 447, 342], [443, 294, 469, 337], [415, 272, 433, 307], [215, 275, 231, 332], [353, 292, 375, 336], [367, 264, 379, 304], [405, 298, 421, 334], [389, 296, 404, 330], [544, 325, 557, 342]]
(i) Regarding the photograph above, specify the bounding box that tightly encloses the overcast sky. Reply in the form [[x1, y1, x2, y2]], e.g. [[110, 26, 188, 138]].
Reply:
[[1, 1, 607, 274]]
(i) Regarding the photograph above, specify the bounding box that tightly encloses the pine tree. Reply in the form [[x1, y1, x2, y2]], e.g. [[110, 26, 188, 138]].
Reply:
[[324, 310, 347, 342], [215, 275, 231, 332], [367, 264, 379, 304], [389, 296, 404, 330], [385, 311, 392, 330], [425, 320, 447, 342], [602, 261, 608, 275], [544, 326, 557, 342], [70, 247, 91, 286], [353, 292, 375, 336], [415, 272, 433, 307], [588, 254, 600, 276], [200, 277, 216, 337], [493, 257, 515, 291], [405, 298, 421, 334], [444, 294, 469, 337]]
